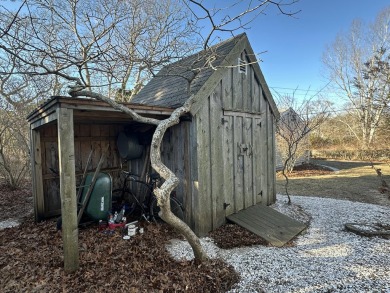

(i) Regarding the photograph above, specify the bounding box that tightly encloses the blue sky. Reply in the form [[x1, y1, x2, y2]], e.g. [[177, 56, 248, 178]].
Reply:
[[2, 0, 389, 105], [235, 0, 390, 102]]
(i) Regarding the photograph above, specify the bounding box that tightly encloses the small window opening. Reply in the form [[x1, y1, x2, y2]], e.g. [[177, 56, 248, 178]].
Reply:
[[238, 56, 247, 75]]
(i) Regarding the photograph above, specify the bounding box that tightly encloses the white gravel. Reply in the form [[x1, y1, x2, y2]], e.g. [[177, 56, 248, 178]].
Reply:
[[167, 195, 390, 292], [0, 218, 20, 230]]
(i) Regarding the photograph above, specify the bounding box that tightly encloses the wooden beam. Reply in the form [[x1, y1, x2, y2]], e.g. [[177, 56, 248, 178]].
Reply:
[[57, 107, 79, 272], [223, 109, 263, 117], [27, 96, 174, 124], [29, 109, 58, 130]]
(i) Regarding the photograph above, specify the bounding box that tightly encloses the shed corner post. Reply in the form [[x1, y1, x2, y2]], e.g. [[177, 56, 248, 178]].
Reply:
[[272, 115, 277, 203], [30, 125, 44, 221], [57, 107, 79, 272]]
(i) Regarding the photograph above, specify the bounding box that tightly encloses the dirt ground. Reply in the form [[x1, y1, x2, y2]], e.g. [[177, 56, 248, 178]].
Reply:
[[0, 179, 240, 292], [276, 159, 390, 207]]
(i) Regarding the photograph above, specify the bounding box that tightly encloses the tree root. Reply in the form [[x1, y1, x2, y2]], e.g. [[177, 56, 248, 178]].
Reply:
[[344, 222, 390, 239]]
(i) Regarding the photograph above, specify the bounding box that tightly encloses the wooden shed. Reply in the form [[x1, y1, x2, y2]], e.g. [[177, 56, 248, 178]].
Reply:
[[276, 107, 310, 170], [28, 33, 280, 236]]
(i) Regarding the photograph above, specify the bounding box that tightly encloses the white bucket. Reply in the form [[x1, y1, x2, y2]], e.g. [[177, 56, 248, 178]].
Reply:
[[127, 224, 137, 236]]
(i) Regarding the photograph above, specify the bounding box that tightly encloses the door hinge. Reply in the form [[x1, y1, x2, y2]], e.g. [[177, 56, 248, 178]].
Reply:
[[223, 203, 230, 210]]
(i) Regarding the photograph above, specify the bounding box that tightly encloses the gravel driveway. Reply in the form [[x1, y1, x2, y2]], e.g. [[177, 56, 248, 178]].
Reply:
[[168, 195, 390, 292]]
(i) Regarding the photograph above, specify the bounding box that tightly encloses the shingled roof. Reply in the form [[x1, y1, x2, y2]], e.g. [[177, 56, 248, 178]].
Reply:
[[131, 34, 246, 109]]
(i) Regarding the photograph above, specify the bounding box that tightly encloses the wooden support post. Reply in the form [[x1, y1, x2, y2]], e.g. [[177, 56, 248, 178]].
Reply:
[[57, 107, 79, 273], [30, 128, 44, 221]]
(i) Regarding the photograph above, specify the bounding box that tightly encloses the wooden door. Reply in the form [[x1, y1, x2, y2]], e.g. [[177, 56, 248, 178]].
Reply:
[[222, 110, 263, 216]]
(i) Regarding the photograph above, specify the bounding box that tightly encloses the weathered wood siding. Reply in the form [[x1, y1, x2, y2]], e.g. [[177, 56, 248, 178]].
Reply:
[[30, 129, 44, 221], [192, 55, 277, 236], [36, 117, 191, 221], [37, 122, 125, 218], [159, 122, 191, 208]]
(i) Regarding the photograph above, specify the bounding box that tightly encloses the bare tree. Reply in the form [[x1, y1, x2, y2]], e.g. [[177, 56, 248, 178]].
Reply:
[[275, 93, 330, 204], [0, 23, 54, 188], [1, 0, 300, 272], [323, 6, 390, 148], [0, 102, 30, 188]]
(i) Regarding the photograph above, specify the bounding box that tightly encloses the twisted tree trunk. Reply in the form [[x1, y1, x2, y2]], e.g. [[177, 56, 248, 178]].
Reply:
[[150, 96, 208, 262], [70, 88, 208, 262]]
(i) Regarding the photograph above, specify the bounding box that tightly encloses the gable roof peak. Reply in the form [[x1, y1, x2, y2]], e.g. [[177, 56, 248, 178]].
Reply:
[[131, 34, 247, 109]]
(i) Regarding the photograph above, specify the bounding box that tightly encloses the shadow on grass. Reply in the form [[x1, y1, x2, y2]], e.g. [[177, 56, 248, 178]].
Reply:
[[311, 159, 375, 170], [276, 173, 389, 207]]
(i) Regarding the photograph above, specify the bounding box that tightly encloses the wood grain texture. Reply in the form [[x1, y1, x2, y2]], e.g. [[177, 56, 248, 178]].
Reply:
[[227, 204, 306, 247], [30, 129, 45, 221], [57, 107, 79, 272], [210, 83, 225, 229], [194, 96, 212, 235]]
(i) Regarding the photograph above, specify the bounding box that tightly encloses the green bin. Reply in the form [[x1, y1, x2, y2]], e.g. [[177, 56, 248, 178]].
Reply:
[[80, 172, 112, 221]]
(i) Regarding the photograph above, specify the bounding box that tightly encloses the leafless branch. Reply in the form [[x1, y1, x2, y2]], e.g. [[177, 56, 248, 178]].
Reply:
[[187, 0, 300, 48]]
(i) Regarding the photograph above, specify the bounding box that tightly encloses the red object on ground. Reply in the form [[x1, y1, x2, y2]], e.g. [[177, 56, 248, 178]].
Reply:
[[108, 222, 126, 230]]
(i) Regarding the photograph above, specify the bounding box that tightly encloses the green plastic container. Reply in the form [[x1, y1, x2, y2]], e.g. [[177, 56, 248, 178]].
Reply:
[[80, 172, 112, 221]]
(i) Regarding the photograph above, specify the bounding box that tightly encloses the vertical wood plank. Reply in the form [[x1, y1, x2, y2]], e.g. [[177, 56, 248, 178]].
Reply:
[[161, 123, 186, 204], [189, 119, 198, 230], [260, 94, 268, 205], [90, 124, 100, 136], [73, 124, 80, 138], [242, 56, 249, 111], [91, 141, 102, 170], [31, 129, 45, 221], [183, 121, 192, 225], [252, 75, 261, 204], [270, 115, 277, 203], [79, 124, 90, 137], [254, 117, 263, 204], [248, 65, 258, 112], [266, 105, 273, 205], [243, 117, 253, 208], [222, 67, 233, 109], [234, 115, 244, 212], [194, 98, 212, 235], [210, 83, 225, 229], [222, 115, 235, 215], [100, 125, 109, 137], [81, 141, 93, 172], [46, 177, 60, 212], [232, 60, 243, 110], [74, 140, 82, 173], [57, 107, 79, 272], [252, 70, 261, 113]]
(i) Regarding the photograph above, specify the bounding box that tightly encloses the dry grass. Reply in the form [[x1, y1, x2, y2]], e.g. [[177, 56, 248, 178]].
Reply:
[[276, 159, 390, 207]]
